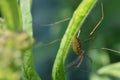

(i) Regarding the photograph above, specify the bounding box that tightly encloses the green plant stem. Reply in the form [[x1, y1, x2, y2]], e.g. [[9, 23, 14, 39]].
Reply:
[[20, 0, 41, 79], [52, 0, 97, 80], [0, 0, 22, 31], [22, 49, 41, 80]]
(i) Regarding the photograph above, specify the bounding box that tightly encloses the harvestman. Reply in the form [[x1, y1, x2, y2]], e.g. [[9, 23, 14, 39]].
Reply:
[[36, 3, 120, 69], [67, 3, 120, 69]]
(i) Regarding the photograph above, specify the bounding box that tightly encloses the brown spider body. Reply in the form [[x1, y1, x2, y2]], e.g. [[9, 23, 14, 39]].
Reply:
[[72, 36, 84, 55]]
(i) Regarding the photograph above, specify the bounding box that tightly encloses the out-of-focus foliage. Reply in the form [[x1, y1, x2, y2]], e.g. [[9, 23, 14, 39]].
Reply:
[[0, 0, 41, 79], [0, 0, 22, 31], [98, 62, 120, 78], [20, 0, 33, 36], [0, 18, 34, 79]]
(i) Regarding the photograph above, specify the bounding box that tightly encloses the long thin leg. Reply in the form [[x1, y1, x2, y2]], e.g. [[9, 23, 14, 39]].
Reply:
[[89, 3, 104, 37], [83, 3, 104, 43], [83, 36, 96, 43], [34, 39, 61, 48], [35, 18, 71, 48], [77, 30, 81, 38], [66, 56, 81, 68], [76, 54, 84, 68], [76, 54, 92, 72], [39, 17, 71, 27], [101, 48, 120, 54], [91, 48, 120, 54]]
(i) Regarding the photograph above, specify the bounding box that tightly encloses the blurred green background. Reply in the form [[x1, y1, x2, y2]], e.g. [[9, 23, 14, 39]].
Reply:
[[32, 0, 120, 80]]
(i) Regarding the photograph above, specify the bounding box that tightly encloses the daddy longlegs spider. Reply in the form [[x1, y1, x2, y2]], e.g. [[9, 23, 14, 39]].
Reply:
[[66, 3, 120, 71], [36, 2, 120, 72], [67, 3, 104, 69]]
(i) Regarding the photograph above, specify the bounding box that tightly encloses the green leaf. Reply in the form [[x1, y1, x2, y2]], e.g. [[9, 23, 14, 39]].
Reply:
[[52, 0, 97, 80], [98, 62, 120, 78], [23, 49, 41, 80], [0, 0, 22, 31], [20, 0, 33, 36], [20, 0, 41, 79]]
